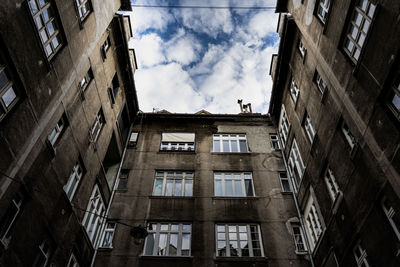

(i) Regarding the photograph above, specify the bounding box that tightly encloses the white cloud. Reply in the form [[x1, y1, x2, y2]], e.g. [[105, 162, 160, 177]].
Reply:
[[132, 33, 166, 68], [166, 32, 201, 65]]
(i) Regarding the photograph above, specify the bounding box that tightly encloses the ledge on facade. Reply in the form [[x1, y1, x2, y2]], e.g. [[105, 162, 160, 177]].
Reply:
[[215, 256, 268, 262], [212, 196, 260, 200], [211, 152, 252, 155], [157, 150, 196, 154], [139, 255, 193, 261], [149, 196, 195, 200]]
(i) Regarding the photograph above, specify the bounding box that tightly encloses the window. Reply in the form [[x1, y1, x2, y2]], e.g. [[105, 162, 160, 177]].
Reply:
[[388, 76, 400, 119], [33, 240, 52, 267], [303, 194, 325, 251], [82, 185, 105, 246], [216, 224, 264, 257], [117, 169, 129, 191], [75, 0, 91, 21], [143, 223, 192, 256], [101, 36, 111, 60], [213, 134, 248, 153], [270, 134, 280, 150], [160, 133, 195, 151], [381, 197, 400, 241], [343, 0, 376, 62], [0, 192, 23, 247], [109, 73, 120, 104], [324, 168, 340, 201], [314, 70, 327, 94], [298, 40, 306, 58], [89, 108, 105, 143], [48, 114, 67, 146], [317, 0, 330, 23], [153, 171, 193, 197], [67, 253, 80, 267], [79, 67, 93, 93], [287, 138, 305, 191], [278, 171, 291, 193], [64, 161, 84, 201], [100, 222, 116, 248], [289, 78, 300, 104], [278, 105, 291, 147], [28, 0, 63, 59], [0, 64, 19, 120], [214, 172, 254, 197], [291, 224, 307, 253], [342, 122, 357, 149], [303, 112, 316, 143], [353, 241, 370, 267], [128, 132, 139, 147]]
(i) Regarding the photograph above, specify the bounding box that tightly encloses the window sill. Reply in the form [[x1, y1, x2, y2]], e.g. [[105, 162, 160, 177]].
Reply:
[[158, 150, 196, 154], [140, 255, 193, 260], [281, 191, 293, 195], [212, 196, 259, 200], [149, 196, 195, 199], [211, 152, 251, 155], [215, 256, 267, 262], [295, 250, 308, 255]]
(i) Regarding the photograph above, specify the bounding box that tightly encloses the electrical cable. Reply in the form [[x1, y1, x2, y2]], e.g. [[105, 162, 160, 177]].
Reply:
[[131, 4, 276, 10]]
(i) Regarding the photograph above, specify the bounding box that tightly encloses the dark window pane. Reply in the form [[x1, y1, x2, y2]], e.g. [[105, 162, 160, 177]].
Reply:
[[239, 140, 247, 152]]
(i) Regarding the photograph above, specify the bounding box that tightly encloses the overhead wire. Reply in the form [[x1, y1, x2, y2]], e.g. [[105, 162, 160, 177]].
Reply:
[[131, 4, 276, 10]]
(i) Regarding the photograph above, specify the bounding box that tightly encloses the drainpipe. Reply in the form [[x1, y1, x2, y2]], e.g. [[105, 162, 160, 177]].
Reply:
[[277, 132, 315, 267], [89, 135, 130, 267]]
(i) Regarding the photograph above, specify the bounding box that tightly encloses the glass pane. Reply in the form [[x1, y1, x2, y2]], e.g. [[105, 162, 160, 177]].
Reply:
[[160, 224, 169, 231], [153, 179, 163, 196], [354, 12, 362, 26], [350, 25, 359, 39], [234, 180, 243, 196], [144, 233, 155, 255], [2, 87, 16, 107], [0, 71, 8, 90], [217, 233, 225, 239], [174, 179, 182, 196], [182, 224, 191, 231], [184, 180, 193, 196], [229, 233, 237, 240], [29, 0, 39, 13], [354, 49, 361, 60], [215, 180, 222, 196], [51, 35, 60, 49], [282, 180, 291, 192], [362, 20, 370, 33], [213, 140, 220, 152], [359, 0, 367, 11], [231, 140, 238, 152], [218, 240, 226, 248], [392, 94, 400, 113], [225, 180, 233, 196], [245, 180, 253, 196], [157, 234, 167, 255], [230, 241, 238, 256], [165, 180, 173, 196], [45, 44, 53, 56], [102, 232, 112, 247], [238, 226, 247, 232], [42, 8, 52, 23], [368, 4, 376, 18], [253, 249, 262, 256], [345, 39, 354, 53], [241, 248, 249, 256], [217, 225, 225, 232], [38, 0, 48, 7], [358, 33, 366, 47], [239, 233, 247, 240], [239, 140, 247, 152], [169, 234, 178, 256], [228, 226, 236, 232], [182, 233, 190, 250], [222, 140, 229, 152], [171, 224, 178, 231], [240, 240, 248, 248], [156, 172, 164, 177], [47, 21, 55, 36], [40, 29, 49, 43]]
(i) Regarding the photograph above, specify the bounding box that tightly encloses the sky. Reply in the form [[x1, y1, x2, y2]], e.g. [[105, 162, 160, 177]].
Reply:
[[128, 0, 279, 114]]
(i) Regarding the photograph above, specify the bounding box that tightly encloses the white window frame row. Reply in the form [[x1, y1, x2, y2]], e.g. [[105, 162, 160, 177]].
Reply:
[[64, 161, 83, 201], [214, 172, 255, 197], [291, 224, 307, 253], [213, 134, 248, 153], [287, 138, 305, 192], [75, 0, 91, 21], [303, 193, 325, 251], [289, 78, 300, 104], [82, 185, 105, 247], [100, 222, 116, 248], [315, 70, 327, 94], [67, 253, 80, 267], [144, 223, 192, 256], [48, 115, 66, 146], [381, 197, 400, 241], [0, 65, 19, 119], [324, 168, 340, 202], [89, 109, 104, 143], [153, 171, 193, 197], [317, 0, 330, 23], [216, 224, 264, 257], [270, 134, 280, 150], [298, 40, 307, 58], [353, 241, 370, 267], [342, 122, 357, 150], [0, 192, 23, 247], [278, 105, 291, 148], [278, 171, 291, 193], [304, 112, 316, 143]]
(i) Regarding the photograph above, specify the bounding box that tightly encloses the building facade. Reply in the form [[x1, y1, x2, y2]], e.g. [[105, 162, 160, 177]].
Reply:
[[270, 0, 400, 266], [94, 112, 310, 267], [0, 0, 138, 266]]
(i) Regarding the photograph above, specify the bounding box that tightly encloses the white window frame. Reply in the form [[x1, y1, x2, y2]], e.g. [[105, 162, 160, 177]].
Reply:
[[381, 197, 400, 241], [152, 171, 193, 197], [48, 116, 65, 146], [117, 169, 129, 191], [75, 0, 91, 21], [215, 224, 264, 257], [342, 122, 357, 150], [90, 109, 104, 143], [79, 67, 93, 92], [298, 40, 307, 58], [287, 138, 305, 192], [128, 132, 139, 147], [33, 240, 51, 267], [82, 185, 105, 247], [388, 76, 400, 119], [100, 222, 116, 248], [270, 134, 280, 150], [67, 253, 80, 267], [160, 133, 195, 151], [304, 113, 316, 143], [214, 172, 255, 197], [291, 224, 307, 253], [0, 193, 23, 247], [289, 78, 300, 104], [315, 70, 327, 94], [0, 65, 18, 119], [278, 171, 291, 193], [343, 0, 376, 62], [303, 194, 325, 251], [28, 0, 63, 59], [317, 0, 330, 23], [143, 223, 192, 256], [64, 161, 83, 201], [324, 168, 340, 201], [213, 134, 248, 153], [278, 105, 291, 148], [353, 241, 370, 267]]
